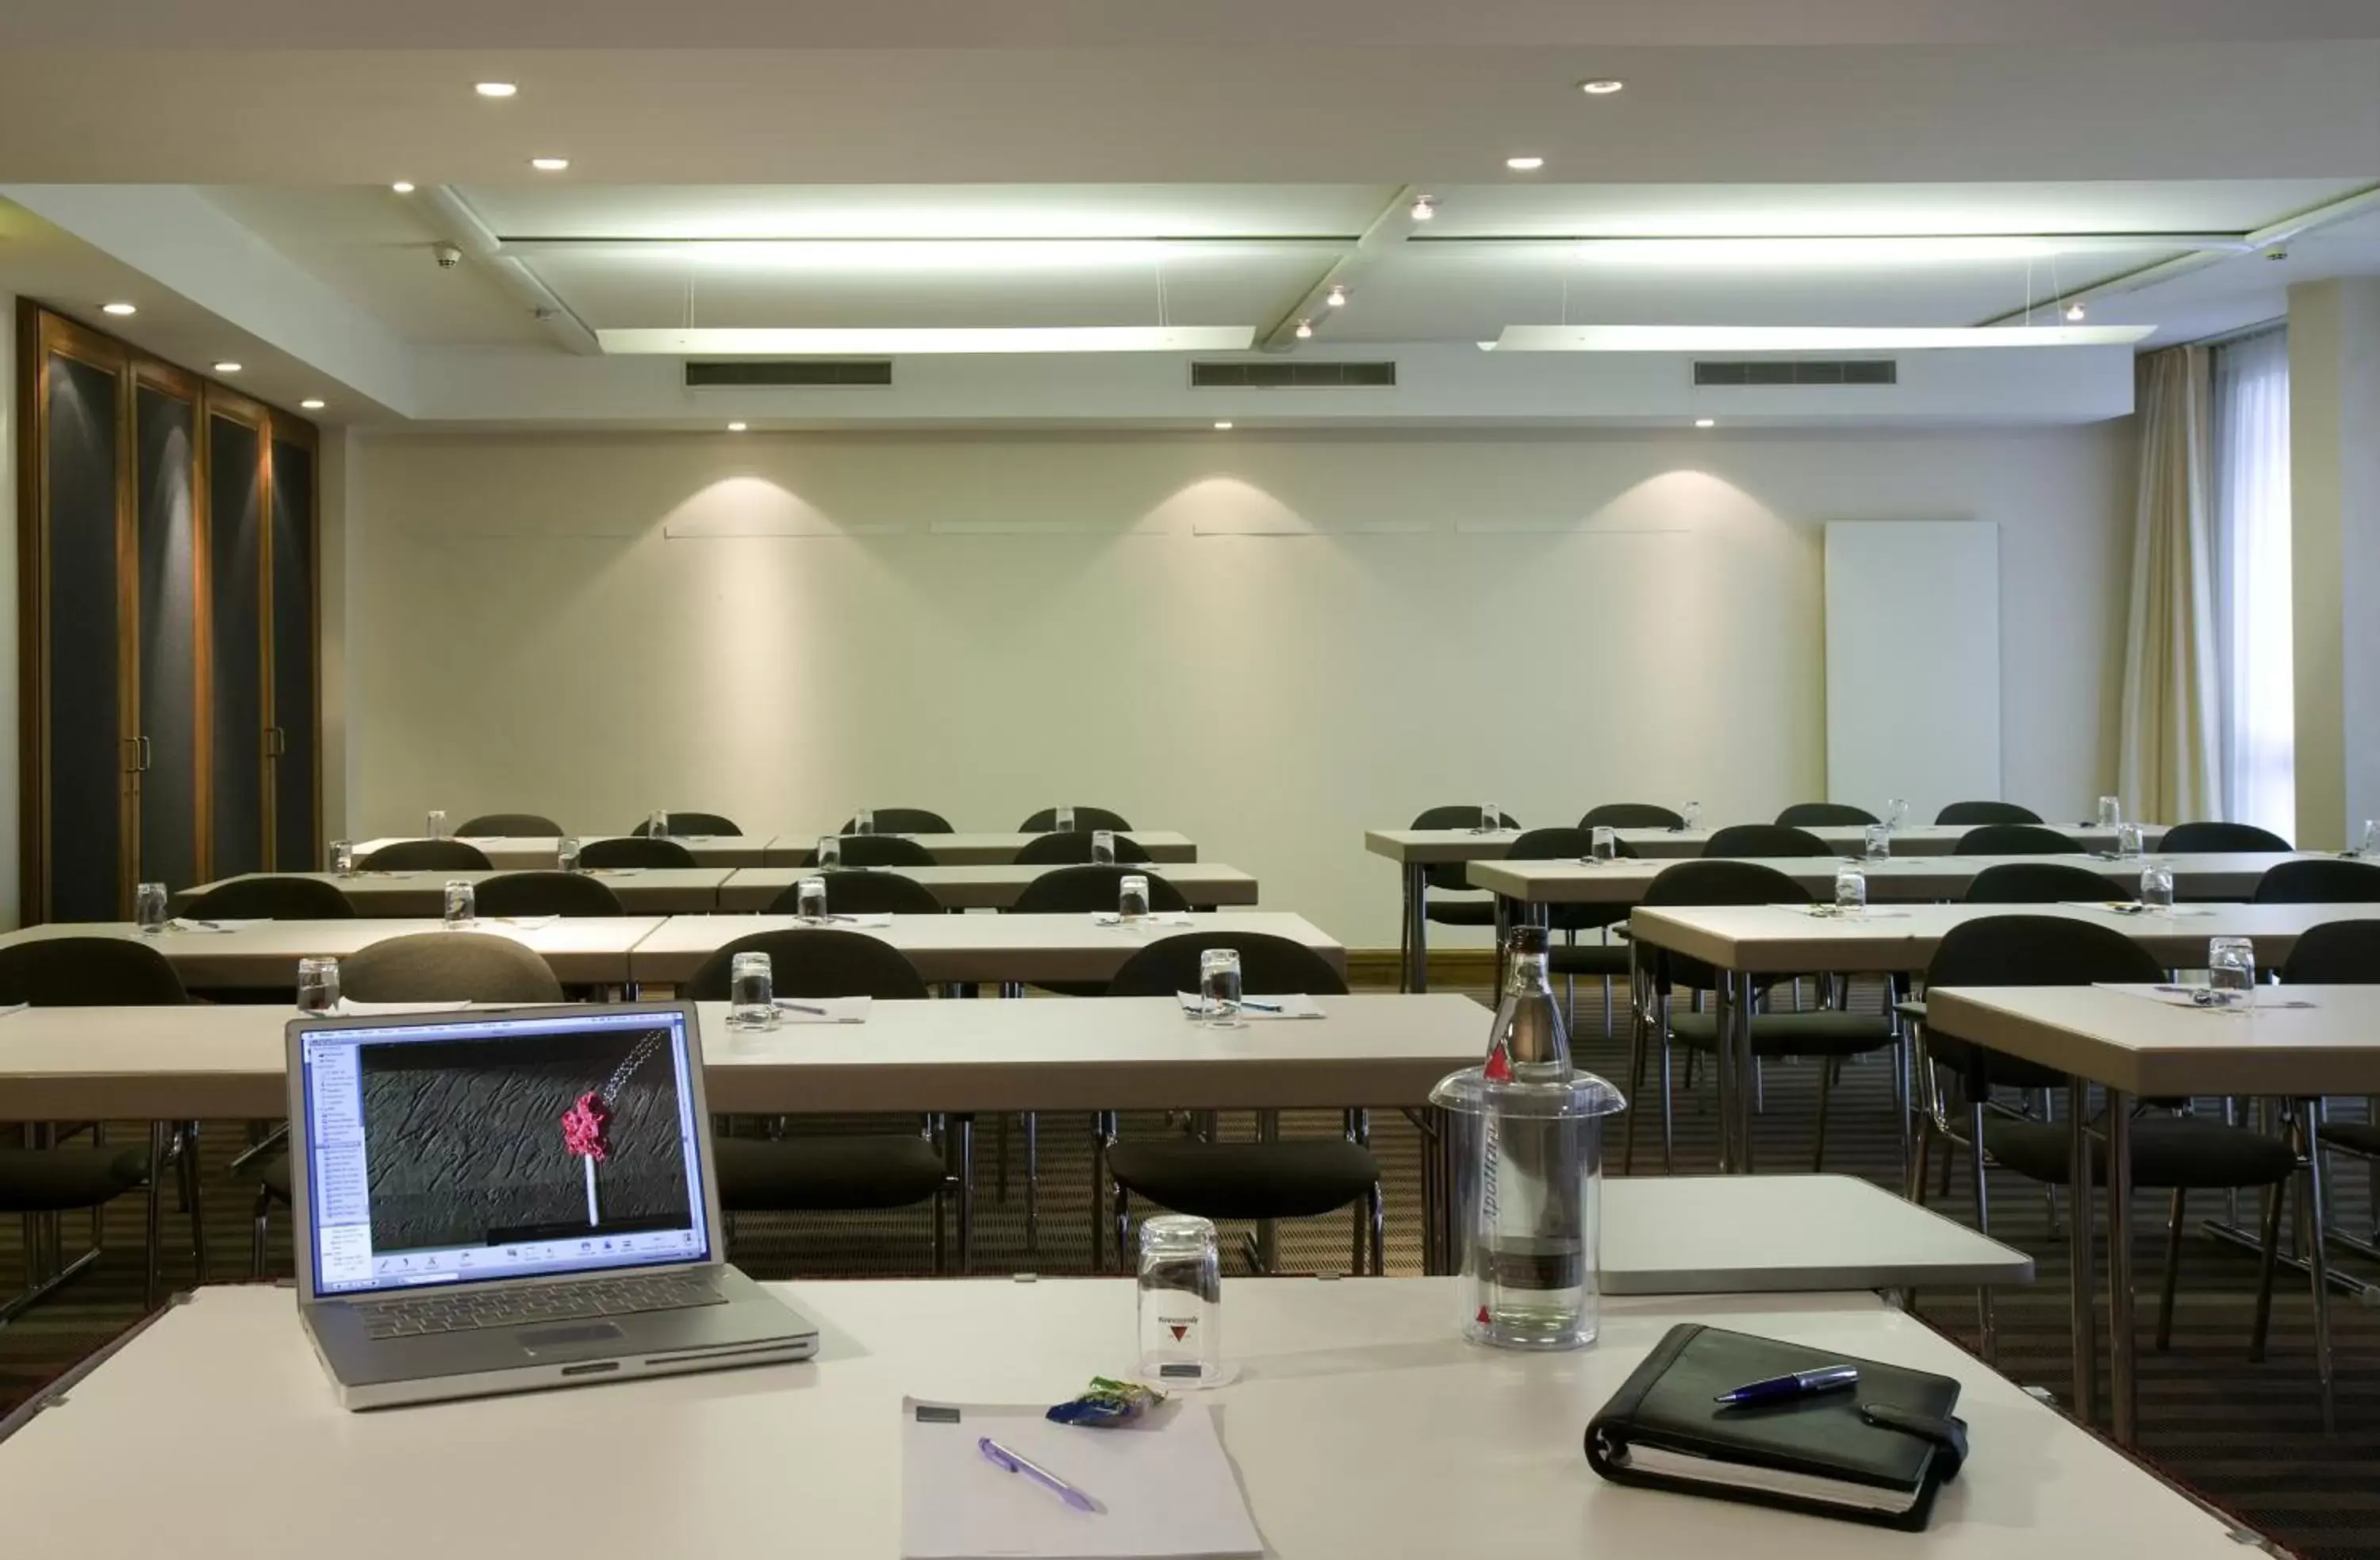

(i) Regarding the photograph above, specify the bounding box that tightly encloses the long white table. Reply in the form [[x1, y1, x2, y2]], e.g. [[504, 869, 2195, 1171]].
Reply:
[[0, 1280, 2267, 1558], [176, 869, 735, 916], [1598, 1174, 2030, 1294], [1472, 852, 2321, 909], [0, 918, 663, 988], [717, 863, 1257, 911], [351, 834, 776, 870], [766, 832, 1200, 866]]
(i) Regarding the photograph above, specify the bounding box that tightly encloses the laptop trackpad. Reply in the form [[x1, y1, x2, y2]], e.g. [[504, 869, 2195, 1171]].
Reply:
[[519, 1323, 623, 1355]]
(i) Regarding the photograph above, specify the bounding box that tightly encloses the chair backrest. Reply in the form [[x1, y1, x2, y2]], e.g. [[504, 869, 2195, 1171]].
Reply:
[[840, 809, 954, 835], [2159, 820, 2294, 854], [1016, 805, 1134, 833], [1775, 802, 1879, 828], [1964, 862, 2117, 905], [339, 932, 563, 1004], [359, 839, 493, 871], [1702, 824, 1832, 859], [1935, 801, 2042, 826], [1106, 932, 1349, 997], [766, 870, 944, 916], [630, 812, 741, 837], [1012, 831, 1153, 866], [1579, 802, 1685, 830], [473, 871, 625, 918], [455, 813, 562, 837], [1923, 915, 2163, 1094], [2255, 858, 2380, 905], [1011, 864, 1192, 915], [1411, 805, 1518, 831], [1642, 859, 1814, 909], [578, 836, 698, 870], [1506, 826, 1635, 860], [1953, 824, 2084, 856], [0, 937, 188, 1006], [685, 928, 929, 1001], [182, 875, 356, 920], [2278, 920, 2380, 984], [825, 835, 940, 868]]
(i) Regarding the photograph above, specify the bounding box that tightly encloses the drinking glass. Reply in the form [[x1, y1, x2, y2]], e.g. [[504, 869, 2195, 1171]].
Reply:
[[1138, 1214, 1226, 1387], [815, 834, 843, 868], [647, 809, 671, 840], [2208, 936, 2258, 1007], [1587, 825, 1618, 863], [426, 809, 448, 840], [1885, 797, 1910, 833], [2356, 819, 2378, 859], [1681, 801, 1702, 832], [1833, 867, 1868, 914], [2116, 822, 2145, 860], [1198, 948, 1245, 1028], [329, 840, 355, 877], [2098, 795, 2124, 829], [1477, 803, 1502, 835], [296, 957, 340, 1015], [1092, 828, 1118, 865], [729, 951, 774, 1029], [1863, 824, 1891, 863], [1119, 874, 1152, 920], [796, 876, 828, 922], [135, 882, 169, 933], [2140, 863, 2175, 911], [556, 836, 582, 873], [851, 809, 875, 836], [443, 880, 475, 927], [1055, 804, 1077, 834]]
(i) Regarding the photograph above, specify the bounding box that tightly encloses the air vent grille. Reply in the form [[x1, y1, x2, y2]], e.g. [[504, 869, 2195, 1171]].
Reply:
[[685, 359, 893, 388], [1191, 360, 1396, 389], [1693, 359, 1896, 386]]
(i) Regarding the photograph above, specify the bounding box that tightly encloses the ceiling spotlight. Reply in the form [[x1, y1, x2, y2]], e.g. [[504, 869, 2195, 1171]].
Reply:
[[1213, 421, 1234, 431], [1580, 79, 1626, 95], [1505, 156, 1545, 171], [1410, 194, 1437, 221], [1694, 418, 1716, 428], [300, 398, 326, 410], [1326, 285, 1348, 308], [530, 156, 570, 171], [1295, 319, 1315, 339], [390, 181, 416, 194], [726, 421, 748, 432], [101, 302, 137, 316], [474, 81, 518, 98], [2063, 301, 2087, 322], [213, 362, 243, 374]]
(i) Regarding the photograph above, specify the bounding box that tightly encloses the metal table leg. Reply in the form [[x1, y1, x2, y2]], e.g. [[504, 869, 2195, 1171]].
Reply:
[[2067, 1078, 2097, 1428], [2105, 1092, 2136, 1447], [1405, 863, 1430, 994], [2291, 1099, 2338, 1433], [1714, 969, 1756, 1173]]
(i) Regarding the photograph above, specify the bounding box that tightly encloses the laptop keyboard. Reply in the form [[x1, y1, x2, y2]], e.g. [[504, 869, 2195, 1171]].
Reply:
[[352, 1273, 724, 1340]]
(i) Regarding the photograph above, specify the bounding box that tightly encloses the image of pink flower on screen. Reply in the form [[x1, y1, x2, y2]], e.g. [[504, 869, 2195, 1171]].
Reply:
[[562, 1092, 612, 1162]]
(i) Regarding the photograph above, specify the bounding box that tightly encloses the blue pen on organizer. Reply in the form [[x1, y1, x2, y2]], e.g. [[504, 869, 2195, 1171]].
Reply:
[[1714, 1363, 1860, 1408], [979, 1436, 1098, 1512]]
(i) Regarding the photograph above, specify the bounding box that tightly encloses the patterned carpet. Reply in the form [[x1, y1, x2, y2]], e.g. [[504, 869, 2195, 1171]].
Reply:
[[5, 970, 2378, 1558]]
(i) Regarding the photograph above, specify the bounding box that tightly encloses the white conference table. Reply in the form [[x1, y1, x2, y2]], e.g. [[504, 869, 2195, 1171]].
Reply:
[[1597, 1174, 2029, 1294], [1471, 852, 2322, 910], [717, 863, 1257, 912], [175, 869, 735, 916], [0, 1279, 2266, 1560], [1922, 983, 2380, 1449], [351, 834, 775, 870], [0, 918, 662, 988], [765, 832, 1201, 866]]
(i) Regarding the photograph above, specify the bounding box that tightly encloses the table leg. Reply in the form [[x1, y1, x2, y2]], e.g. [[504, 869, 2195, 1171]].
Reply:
[[2105, 1091, 2136, 1447], [2067, 1078, 2097, 1428], [2292, 1099, 2338, 1433], [1405, 863, 1430, 994], [1714, 969, 1756, 1174]]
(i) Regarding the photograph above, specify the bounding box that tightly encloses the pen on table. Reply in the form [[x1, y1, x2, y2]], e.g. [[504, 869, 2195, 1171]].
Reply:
[[978, 1436, 1098, 1512], [772, 1000, 828, 1016], [1714, 1364, 1860, 1407], [1240, 997, 1284, 1013]]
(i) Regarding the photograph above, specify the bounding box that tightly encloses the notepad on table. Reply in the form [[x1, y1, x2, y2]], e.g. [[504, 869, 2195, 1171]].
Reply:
[[1174, 991, 1324, 1020], [822, 912, 897, 928], [1091, 913, 1195, 928], [334, 998, 474, 1016], [166, 917, 266, 933], [772, 995, 871, 1024]]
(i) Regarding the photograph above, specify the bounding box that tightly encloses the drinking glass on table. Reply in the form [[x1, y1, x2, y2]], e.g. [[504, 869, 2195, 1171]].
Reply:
[[2116, 822, 2145, 860], [1092, 829, 1118, 865], [329, 840, 355, 877], [2140, 863, 2175, 912], [2098, 795, 2124, 830], [851, 809, 875, 836], [1590, 825, 1618, 863], [815, 834, 843, 868], [135, 882, 169, 933], [426, 809, 448, 840], [1833, 867, 1867, 914], [795, 876, 828, 923], [1055, 804, 1077, 834], [1863, 824, 1891, 863], [647, 809, 671, 840], [2355, 819, 2378, 859], [556, 836, 582, 874], [729, 951, 774, 1029], [1884, 797, 1910, 833], [2208, 937, 2258, 1006], [1138, 1214, 1226, 1387], [296, 957, 340, 1016], [1198, 948, 1245, 1028], [1119, 874, 1152, 921], [443, 880, 475, 927], [1680, 801, 1702, 833], [1476, 803, 1503, 835]]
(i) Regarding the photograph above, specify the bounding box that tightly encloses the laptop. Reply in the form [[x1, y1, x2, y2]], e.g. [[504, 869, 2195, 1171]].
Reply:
[[286, 1000, 818, 1409]]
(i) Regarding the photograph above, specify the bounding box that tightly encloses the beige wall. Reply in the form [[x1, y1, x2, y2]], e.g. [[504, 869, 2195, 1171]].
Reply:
[[0, 294, 17, 929], [344, 427, 2135, 946], [2289, 279, 2380, 850]]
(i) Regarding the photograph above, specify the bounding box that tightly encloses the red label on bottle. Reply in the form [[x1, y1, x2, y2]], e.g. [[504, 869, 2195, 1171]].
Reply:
[[1484, 1048, 1513, 1082], [1475, 1305, 1491, 1328]]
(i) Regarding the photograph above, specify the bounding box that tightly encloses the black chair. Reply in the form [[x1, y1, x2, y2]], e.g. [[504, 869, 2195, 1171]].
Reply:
[[1012, 831, 1153, 866], [1098, 933, 1376, 1274], [1017, 806, 1134, 833], [1776, 802, 1880, 827], [2161, 820, 2294, 854], [2278, 921, 2380, 1265], [841, 809, 954, 834], [1580, 803, 1686, 830], [1702, 824, 1832, 859], [1937, 801, 2043, 826], [631, 812, 740, 837], [474, 871, 624, 918], [0, 939, 195, 1315], [1964, 862, 2119, 904], [1626, 862, 1902, 1175], [816, 835, 939, 869], [2254, 859, 2380, 904], [685, 930, 963, 1270], [358, 839, 492, 871], [1411, 805, 1519, 932], [766, 871, 943, 917], [455, 812, 562, 836], [1910, 916, 2308, 1374], [1500, 827, 1638, 1032], [579, 836, 698, 869], [1953, 824, 2084, 856], [181, 876, 355, 920], [1012, 865, 1192, 917]]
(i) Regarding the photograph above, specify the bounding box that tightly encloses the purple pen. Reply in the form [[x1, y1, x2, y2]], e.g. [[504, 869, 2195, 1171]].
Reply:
[[979, 1436, 1099, 1512]]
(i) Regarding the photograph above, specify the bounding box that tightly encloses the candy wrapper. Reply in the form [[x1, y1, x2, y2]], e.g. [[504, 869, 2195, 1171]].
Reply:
[[1046, 1376, 1165, 1428]]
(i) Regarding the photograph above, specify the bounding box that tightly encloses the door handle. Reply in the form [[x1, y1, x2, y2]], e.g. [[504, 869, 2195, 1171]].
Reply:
[[136, 735, 152, 772], [122, 736, 140, 774]]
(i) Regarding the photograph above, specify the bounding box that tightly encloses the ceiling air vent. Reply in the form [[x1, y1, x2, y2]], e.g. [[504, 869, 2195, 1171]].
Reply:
[[684, 359, 893, 388], [1693, 359, 1896, 386], [1191, 360, 1396, 389]]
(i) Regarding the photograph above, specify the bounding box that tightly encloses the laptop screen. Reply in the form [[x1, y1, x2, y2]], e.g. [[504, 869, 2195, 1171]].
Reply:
[[297, 1007, 714, 1298]]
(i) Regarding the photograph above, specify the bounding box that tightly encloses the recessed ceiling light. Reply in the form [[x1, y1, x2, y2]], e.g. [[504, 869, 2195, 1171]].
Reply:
[[1295, 319, 1314, 339], [1580, 79, 1626, 95], [1213, 421, 1234, 431], [529, 156, 570, 172], [726, 421, 748, 432], [1410, 194, 1437, 221], [1494, 323, 2157, 352], [2063, 301, 2087, 322], [474, 81, 517, 98], [1695, 417, 1716, 428], [300, 398, 326, 410], [101, 302, 136, 316], [213, 362, 243, 374], [1326, 285, 1348, 308], [390, 181, 416, 194], [1505, 156, 1545, 171], [600, 325, 1257, 355]]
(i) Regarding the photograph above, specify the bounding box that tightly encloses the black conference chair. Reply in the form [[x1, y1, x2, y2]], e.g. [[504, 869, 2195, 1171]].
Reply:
[[2255, 859, 2380, 904], [0, 939, 197, 1315], [1776, 802, 1881, 828], [182, 875, 355, 920], [1580, 803, 1686, 830], [2278, 921, 2380, 1265], [631, 812, 740, 837], [685, 930, 965, 1271], [820, 835, 940, 869], [1499, 826, 1637, 1033], [1909, 916, 2309, 1377], [1954, 824, 2084, 856], [1409, 805, 1519, 935], [1012, 864, 1192, 918], [1964, 862, 2118, 904], [455, 812, 563, 837], [1099, 933, 1377, 1275], [579, 836, 698, 869], [1936, 801, 2043, 826], [359, 839, 492, 871], [2160, 820, 2294, 854], [1012, 831, 1153, 866], [1017, 806, 1134, 833], [841, 809, 954, 835], [1702, 824, 1832, 859], [1626, 861, 1902, 1175], [474, 871, 625, 917], [765, 871, 943, 917]]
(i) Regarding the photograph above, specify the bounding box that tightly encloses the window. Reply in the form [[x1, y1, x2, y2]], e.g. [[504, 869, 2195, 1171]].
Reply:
[[2210, 327, 2294, 840]]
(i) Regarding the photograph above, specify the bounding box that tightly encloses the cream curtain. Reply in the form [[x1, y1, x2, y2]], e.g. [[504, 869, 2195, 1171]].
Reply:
[[2117, 345, 2223, 823]]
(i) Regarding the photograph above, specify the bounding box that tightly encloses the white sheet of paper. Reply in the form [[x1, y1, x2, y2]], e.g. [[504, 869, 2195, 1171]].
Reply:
[[0, 1002, 27, 1020], [167, 917, 267, 933], [900, 1399, 1261, 1560], [487, 914, 561, 929], [1091, 913, 1196, 928], [1174, 991, 1324, 1020], [2063, 901, 2218, 919], [823, 913, 897, 929], [2095, 982, 2317, 1011], [771, 995, 871, 1024], [1791, 906, 1910, 920], [334, 998, 475, 1016]]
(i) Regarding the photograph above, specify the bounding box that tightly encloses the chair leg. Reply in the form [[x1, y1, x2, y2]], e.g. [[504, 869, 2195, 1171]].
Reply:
[[1368, 1181, 1386, 1276], [1111, 1179, 1131, 1278], [1969, 1102, 1995, 1366], [995, 1113, 1009, 1201], [1622, 1001, 1649, 1174], [179, 1124, 207, 1282], [1023, 1112, 1040, 1261], [2293, 1105, 2337, 1431], [1659, 1031, 1676, 1174], [2248, 1184, 2284, 1363], [144, 1120, 169, 1310], [251, 1188, 272, 1280], [1811, 1060, 1836, 1173], [955, 1115, 976, 1277], [2155, 1189, 2186, 1352]]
